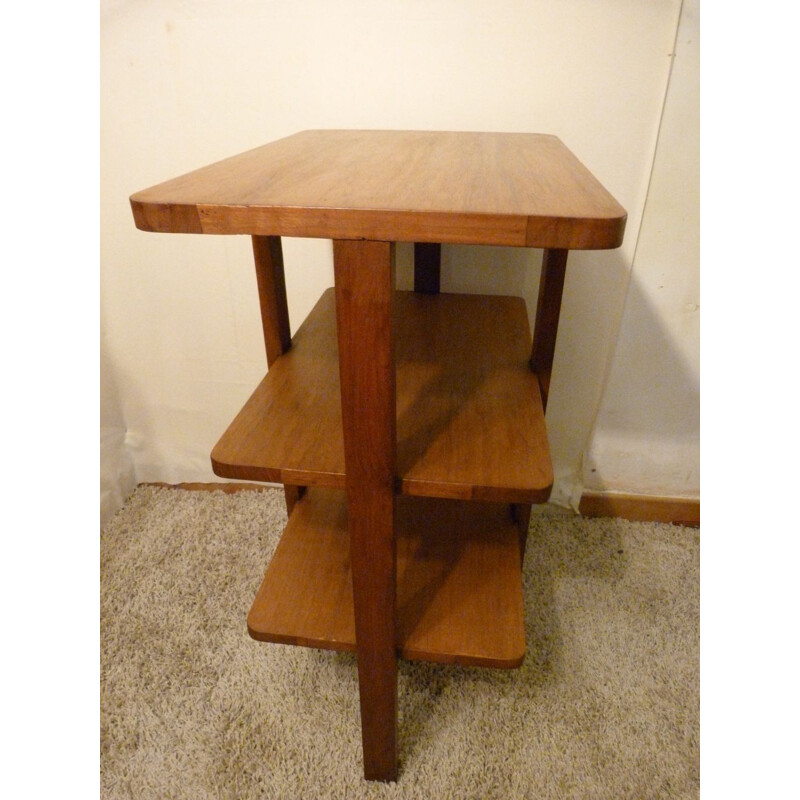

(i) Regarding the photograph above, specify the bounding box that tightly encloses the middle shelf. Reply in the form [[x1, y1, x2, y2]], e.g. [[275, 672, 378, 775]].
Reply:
[[211, 289, 553, 503]]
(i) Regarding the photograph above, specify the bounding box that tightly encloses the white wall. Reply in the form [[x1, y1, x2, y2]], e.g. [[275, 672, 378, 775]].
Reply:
[[583, 0, 699, 500], [101, 0, 693, 516], [101, 342, 137, 528]]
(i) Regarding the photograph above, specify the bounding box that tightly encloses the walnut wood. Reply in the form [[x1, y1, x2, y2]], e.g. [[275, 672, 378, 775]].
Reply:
[[396, 292, 551, 501], [512, 503, 533, 562], [131, 130, 626, 249], [512, 249, 570, 553], [252, 235, 292, 366], [210, 290, 553, 502], [333, 240, 398, 782], [130, 129, 628, 783], [537, 368, 552, 406], [530, 249, 568, 411], [579, 492, 700, 527], [413, 243, 441, 294], [211, 290, 345, 488], [247, 488, 526, 667], [282, 485, 305, 515], [250, 235, 302, 514]]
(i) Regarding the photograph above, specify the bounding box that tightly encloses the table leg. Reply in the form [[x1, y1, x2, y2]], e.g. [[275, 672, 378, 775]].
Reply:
[[251, 235, 305, 514], [333, 239, 398, 782], [514, 248, 570, 556], [413, 242, 441, 294], [529, 248, 568, 411]]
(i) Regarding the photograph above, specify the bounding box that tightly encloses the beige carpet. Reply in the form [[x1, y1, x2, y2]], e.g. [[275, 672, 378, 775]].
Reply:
[[101, 486, 699, 799]]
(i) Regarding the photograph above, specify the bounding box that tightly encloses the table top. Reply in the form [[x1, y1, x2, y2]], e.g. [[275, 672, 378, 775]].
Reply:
[[131, 130, 626, 249]]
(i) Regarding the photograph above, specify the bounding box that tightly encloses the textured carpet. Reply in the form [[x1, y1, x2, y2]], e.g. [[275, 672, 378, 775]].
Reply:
[[101, 486, 699, 799]]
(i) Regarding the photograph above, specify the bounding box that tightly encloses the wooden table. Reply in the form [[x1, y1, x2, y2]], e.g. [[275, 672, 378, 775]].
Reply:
[[130, 130, 626, 781]]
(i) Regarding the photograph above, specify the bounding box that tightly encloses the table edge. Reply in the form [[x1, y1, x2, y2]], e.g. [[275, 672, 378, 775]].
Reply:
[[130, 198, 626, 249]]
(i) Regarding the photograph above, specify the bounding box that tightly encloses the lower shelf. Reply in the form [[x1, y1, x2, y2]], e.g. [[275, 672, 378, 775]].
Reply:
[[247, 488, 526, 669]]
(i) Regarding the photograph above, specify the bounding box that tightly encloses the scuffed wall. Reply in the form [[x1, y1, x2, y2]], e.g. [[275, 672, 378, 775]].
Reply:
[[583, 0, 699, 500]]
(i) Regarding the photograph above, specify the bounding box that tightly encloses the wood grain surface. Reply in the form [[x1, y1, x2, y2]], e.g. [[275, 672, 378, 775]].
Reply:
[[247, 488, 526, 669], [579, 492, 700, 527], [252, 235, 292, 367], [530, 248, 569, 411], [211, 289, 553, 502], [333, 240, 398, 781], [131, 130, 626, 249], [129, 127, 628, 784]]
